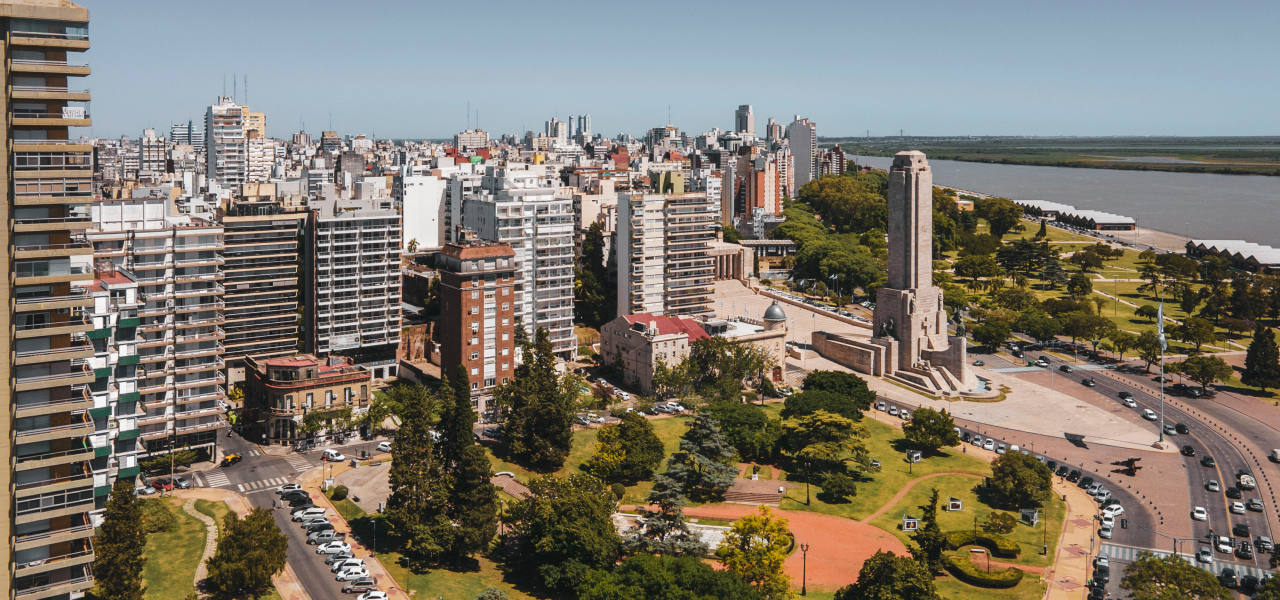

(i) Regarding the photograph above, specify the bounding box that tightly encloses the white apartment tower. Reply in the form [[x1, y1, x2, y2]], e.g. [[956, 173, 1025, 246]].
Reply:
[[735, 105, 755, 136], [138, 128, 167, 177], [788, 115, 817, 190], [205, 96, 246, 187], [461, 165, 576, 358], [616, 187, 717, 319]]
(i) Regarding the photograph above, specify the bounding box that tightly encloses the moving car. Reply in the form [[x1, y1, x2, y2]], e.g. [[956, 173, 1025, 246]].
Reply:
[[1202, 455, 1216, 468], [1123, 397, 1137, 408], [1118, 391, 1134, 400], [1248, 498, 1264, 512], [1217, 536, 1233, 553], [1227, 487, 1242, 499], [1231, 502, 1247, 514], [220, 454, 242, 467], [1163, 424, 1178, 436], [322, 449, 346, 462], [1181, 445, 1195, 457], [315, 541, 351, 555], [1237, 541, 1255, 560], [1235, 522, 1252, 537], [1175, 423, 1190, 434], [1081, 378, 1096, 387], [376, 441, 392, 453], [1143, 409, 1158, 421], [1207, 480, 1220, 492], [1198, 546, 1214, 563], [277, 483, 302, 495], [1221, 567, 1238, 589], [1239, 474, 1257, 490], [973, 360, 985, 366], [1192, 507, 1208, 521], [1060, 365, 1073, 373]]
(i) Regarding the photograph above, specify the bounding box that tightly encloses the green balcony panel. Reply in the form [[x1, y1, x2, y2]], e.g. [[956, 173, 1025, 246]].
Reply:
[[117, 466, 139, 478], [86, 327, 112, 340], [94, 445, 111, 458], [94, 485, 111, 497], [117, 317, 140, 328], [117, 355, 140, 366], [118, 392, 140, 403], [88, 407, 111, 419], [94, 367, 111, 378], [117, 429, 141, 441]]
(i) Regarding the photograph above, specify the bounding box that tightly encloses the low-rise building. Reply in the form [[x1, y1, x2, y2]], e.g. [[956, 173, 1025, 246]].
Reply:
[[245, 354, 372, 446]]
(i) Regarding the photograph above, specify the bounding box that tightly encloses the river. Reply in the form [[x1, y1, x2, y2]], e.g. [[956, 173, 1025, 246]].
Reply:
[[853, 155, 1280, 247]]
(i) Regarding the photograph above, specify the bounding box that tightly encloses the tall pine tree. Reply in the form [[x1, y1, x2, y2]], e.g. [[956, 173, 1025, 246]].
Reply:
[[496, 328, 575, 470], [93, 479, 146, 600], [386, 389, 455, 566], [623, 474, 708, 557], [205, 508, 288, 598], [1243, 324, 1280, 394], [437, 365, 476, 471], [448, 444, 499, 561]]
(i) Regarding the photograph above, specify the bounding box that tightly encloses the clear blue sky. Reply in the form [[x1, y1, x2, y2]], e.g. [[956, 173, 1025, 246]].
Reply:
[[82, 0, 1280, 140]]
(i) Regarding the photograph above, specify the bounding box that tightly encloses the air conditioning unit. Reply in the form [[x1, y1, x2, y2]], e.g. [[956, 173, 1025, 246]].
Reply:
[[56, 307, 69, 314]]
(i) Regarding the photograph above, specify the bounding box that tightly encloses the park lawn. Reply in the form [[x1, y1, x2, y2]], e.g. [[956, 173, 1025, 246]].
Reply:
[[868, 474, 1066, 568], [324, 488, 367, 522], [372, 527, 543, 600], [778, 419, 993, 521], [141, 498, 206, 600], [194, 499, 231, 536], [483, 415, 693, 506], [935, 575, 1048, 600]]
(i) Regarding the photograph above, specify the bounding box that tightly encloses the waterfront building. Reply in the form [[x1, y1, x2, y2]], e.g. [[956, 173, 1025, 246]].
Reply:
[[787, 115, 817, 190]]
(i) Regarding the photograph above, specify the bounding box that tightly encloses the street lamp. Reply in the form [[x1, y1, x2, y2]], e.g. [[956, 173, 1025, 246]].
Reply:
[[800, 543, 810, 596], [804, 461, 812, 506]]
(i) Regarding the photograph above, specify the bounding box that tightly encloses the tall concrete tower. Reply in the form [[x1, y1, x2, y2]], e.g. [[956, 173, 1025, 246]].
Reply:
[[735, 105, 755, 136]]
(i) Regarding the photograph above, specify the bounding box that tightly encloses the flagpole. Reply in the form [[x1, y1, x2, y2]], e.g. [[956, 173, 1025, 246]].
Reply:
[[1157, 296, 1166, 446]]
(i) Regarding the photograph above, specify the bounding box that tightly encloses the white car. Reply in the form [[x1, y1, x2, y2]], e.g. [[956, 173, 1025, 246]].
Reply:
[[1198, 547, 1214, 564], [1099, 525, 1113, 539], [1123, 398, 1137, 408], [336, 567, 370, 581], [1192, 507, 1208, 521], [1102, 504, 1125, 518], [376, 441, 392, 453], [330, 558, 364, 573], [1142, 409, 1158, 421], [322, 450, 346, 462], [357, 593, 388, 600], [1101, 515, 1115, 528], [315, 541, 351, 555], [983, 439, 995, 451], [1231, 502, 1246, 514], [276, 483, 303, 494]]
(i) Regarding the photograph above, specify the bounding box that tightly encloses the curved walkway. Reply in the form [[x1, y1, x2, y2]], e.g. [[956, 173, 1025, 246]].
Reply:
[[181, 499, 219, 588], [860, 471, 985, 523]]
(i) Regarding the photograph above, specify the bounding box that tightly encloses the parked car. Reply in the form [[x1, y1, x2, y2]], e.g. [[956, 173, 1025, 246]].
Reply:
[[1237, 542, 1255, 560], [983, 439, 995, 451], [1197, 546, 1214, 563], [1067, 469, 1081, 482], [336, 567, 371, 582], [1231, 502, 1247, 515], [376, 441, 392, 453], [1257, 536, 1274, 552], [1099, 524, 1113, 539], [1234, 522, 1251, 537], [316, 541, 351, 555], [301, 517, 330, 528], [322, 449, 346, 462], [1102, 504, 1125, 518], [350, 586, 384, 598], [330, 558, 364, 573], [277, 483, 303, 495], [1056, 465, 1070, 477], [324, 551, 355, 565], [150, 478, 174, 491]]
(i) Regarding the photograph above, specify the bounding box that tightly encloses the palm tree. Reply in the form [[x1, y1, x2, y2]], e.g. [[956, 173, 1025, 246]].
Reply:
[[407, 238, 419, 253]]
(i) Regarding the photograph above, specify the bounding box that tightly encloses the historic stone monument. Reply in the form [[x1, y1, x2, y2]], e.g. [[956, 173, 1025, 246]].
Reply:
[[810, 151, 977, 394]]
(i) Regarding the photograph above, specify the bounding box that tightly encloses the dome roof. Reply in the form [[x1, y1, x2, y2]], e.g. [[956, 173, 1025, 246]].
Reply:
[[763, 300, 787, 321]]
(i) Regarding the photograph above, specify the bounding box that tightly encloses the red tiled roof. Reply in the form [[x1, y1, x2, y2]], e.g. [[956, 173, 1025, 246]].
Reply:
[[622, 313, 709, 342]]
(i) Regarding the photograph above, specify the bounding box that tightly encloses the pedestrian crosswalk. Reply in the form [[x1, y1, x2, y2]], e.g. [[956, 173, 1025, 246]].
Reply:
[[1099, 543, 1270, 579], [284, 454, 314, 473], [237, 477, 291, 493], [203, 471, 231, 488]]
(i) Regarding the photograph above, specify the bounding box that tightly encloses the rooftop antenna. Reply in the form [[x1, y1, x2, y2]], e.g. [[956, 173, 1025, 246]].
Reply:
[[668, 104, 672, 126], [233, 74, 237, 104], [467, 101, 471, 130], [223, 74, 226, 97], [329, 113, 332, 130], [244, 74, 248, 105]]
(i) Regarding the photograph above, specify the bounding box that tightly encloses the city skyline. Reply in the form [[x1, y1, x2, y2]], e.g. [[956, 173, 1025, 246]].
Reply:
[[82, 0, 1280, 140]]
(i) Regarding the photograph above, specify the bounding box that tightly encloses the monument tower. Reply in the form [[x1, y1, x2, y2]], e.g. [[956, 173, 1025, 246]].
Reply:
[[869, 151, 975, 392]]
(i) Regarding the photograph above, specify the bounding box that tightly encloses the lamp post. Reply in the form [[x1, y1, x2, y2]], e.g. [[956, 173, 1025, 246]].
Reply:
[[800, 543, 810, 596], [804, 461, 811, 506]]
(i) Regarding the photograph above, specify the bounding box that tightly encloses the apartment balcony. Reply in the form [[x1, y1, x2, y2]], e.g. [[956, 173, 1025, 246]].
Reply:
[[15, 263, 91, 286], [140, 427, 170, 441], [174, 357, 224, 375], [15, 466, 94, 496], [137, 413, 169, 427], [15, 414, 95, 444], [137, 379, 170, 395], [15, 337, 93, 366], [11, 109, 92, 128], [15, 361, 95, 393], [16, 385, 93, 419], [176, 415, 230, 435], [14, 239, 93, 260], [175, 405, 226, 421], [174, 285, 224, 298], [175, 386, 226, 405], [11, 83, 90, 102], [175, 343, 224, 360], [175, 255, 225, 267], [174, 315, 225, 328], [14, 571, 95, 600], [15, 541, 95, 577], [174, 272, 223, 283], [139, 321, 171, 333], [176, 327, 225, 344], [15, 442, 95, 472], [15, 313, 93, 339]]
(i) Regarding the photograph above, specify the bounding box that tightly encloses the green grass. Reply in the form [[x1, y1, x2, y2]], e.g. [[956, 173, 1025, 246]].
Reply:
[[868, 474, 1066, 568], [483, 415, 694, 505], [194, 499, 231, 537], [935, 575, 1047, 600], [778, 419, 993, 521], [142, 498, 206, 600], [325, 488, 367, 522]]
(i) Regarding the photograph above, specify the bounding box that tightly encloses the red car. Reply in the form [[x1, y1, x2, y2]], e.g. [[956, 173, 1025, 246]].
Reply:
[[150, 478, 174, 491]]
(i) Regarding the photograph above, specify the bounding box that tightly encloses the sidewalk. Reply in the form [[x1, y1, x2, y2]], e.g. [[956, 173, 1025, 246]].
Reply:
[[1044, 479, 1099, 600], [171, 488, 309, 600]]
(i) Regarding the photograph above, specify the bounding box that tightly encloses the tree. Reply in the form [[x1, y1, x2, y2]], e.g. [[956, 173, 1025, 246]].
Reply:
[[704, 401, 782, 460], [780, 389, 864, 421], [1174, 317, 1219, 352], [901, 407, 960, 453], [801, 370, 876, 411], [623, 475, 709, 557], [580, 554, 763, 600], [496, 328, 577, 470], [796, 174, 887, 234], [1040, 256, 1070, 290], [1179, 283, 1203, 316], [449, 444, 499, 561], [1015, 309, 1061, 342], [94, 479, 147, 600], [1060, 311, 1116, 346], [1136, 330, 1164, 372], [716, 506, 793, 600], [833, 550, 940, 600], [983, 512, 1018, 534], [585, 412, 665, 480], [423, 276, 441, 317], [972, 319, 1012, 351], [1242, 325, 1280, 393], [990, 451, 1053, 508], [1173, 355, 1233, 392], [909, 488, 948, 574], [504, 474, 620, 593], [1066, 273, 1093, 298], [953, 254, 1003, 282], [1068, 250, 1104, 273], [958, 232, 1002, 257], [1199, 283, 1232, 324], [205, 508, 288, 599], [1036, 219, 1047, 238], [664, 415, 739, 501], [1107, 331, 1138, 361], [575, 223, 616, 329], [1257, 573, 1280, 600], [821, 471, 858, 502], [385, 390, 455, 566], [437, 365, 476, 472], [721, 222, 743, 243], [1135, 304, 1159, 322], [1120, 552, 1230, 600], [784, 409, 868, 473], [408, 238, 420, 253], [974, 197, 1024, 238]]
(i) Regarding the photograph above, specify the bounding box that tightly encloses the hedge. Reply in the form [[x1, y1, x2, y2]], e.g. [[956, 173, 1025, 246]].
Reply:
[[944, 555, 1025, 588], [331, 485, 349, 501], [945, 530, 1022, 557]]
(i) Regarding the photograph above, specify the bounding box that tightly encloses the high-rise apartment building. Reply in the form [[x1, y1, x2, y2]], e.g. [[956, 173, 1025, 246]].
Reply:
[[735, 105, 755, 136], [205, 96, 246, 188], [393, 166, 447, 251], [2, 5, 99, 597], [616, 186, 717, 319], [170, 120, 204, 148], [221, 200, 309, 367], [461, 165, 576, 358], [241, 106, 265, 139], [787, 115, 817, 190], [138, 128, 166, 177], [437, 240, 518, 407], [292, 131, 312, 147], [319, 130, 342, 154], [308, 203, 403, 379], [245, 136, 275, 183]]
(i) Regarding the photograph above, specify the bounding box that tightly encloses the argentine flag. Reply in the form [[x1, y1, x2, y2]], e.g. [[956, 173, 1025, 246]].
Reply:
[[1156, 303, 1168, 351]]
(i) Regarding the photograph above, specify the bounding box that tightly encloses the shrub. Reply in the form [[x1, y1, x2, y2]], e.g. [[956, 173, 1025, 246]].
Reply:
[[944, 555, 1024, 588], [475, 587, 509, 600], [330, 485, 349, 501], [982, 511, 1018, 534], [138, 498, 176, 534], [610, 483, 626, 501], [944, 530, 1021, 557], [821, 472, 857, 502]]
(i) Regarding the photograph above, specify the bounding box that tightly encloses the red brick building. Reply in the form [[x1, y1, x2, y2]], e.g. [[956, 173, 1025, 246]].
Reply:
[[437, 240, 518, 412]]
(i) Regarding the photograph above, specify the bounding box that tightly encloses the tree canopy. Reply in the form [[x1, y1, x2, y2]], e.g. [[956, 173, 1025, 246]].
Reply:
[[989, 451, 1053, 508], [496, 328, 578, 470], [716, 506, 793, 600], [834, 550, 940, 600], [94, 479, 147, 600], [504, 474, 621, 593], [580, 554, 763, 600], [205, 508, 289, 599], [1120, 553, 1230, 600], [901, 407, 960, 453]]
